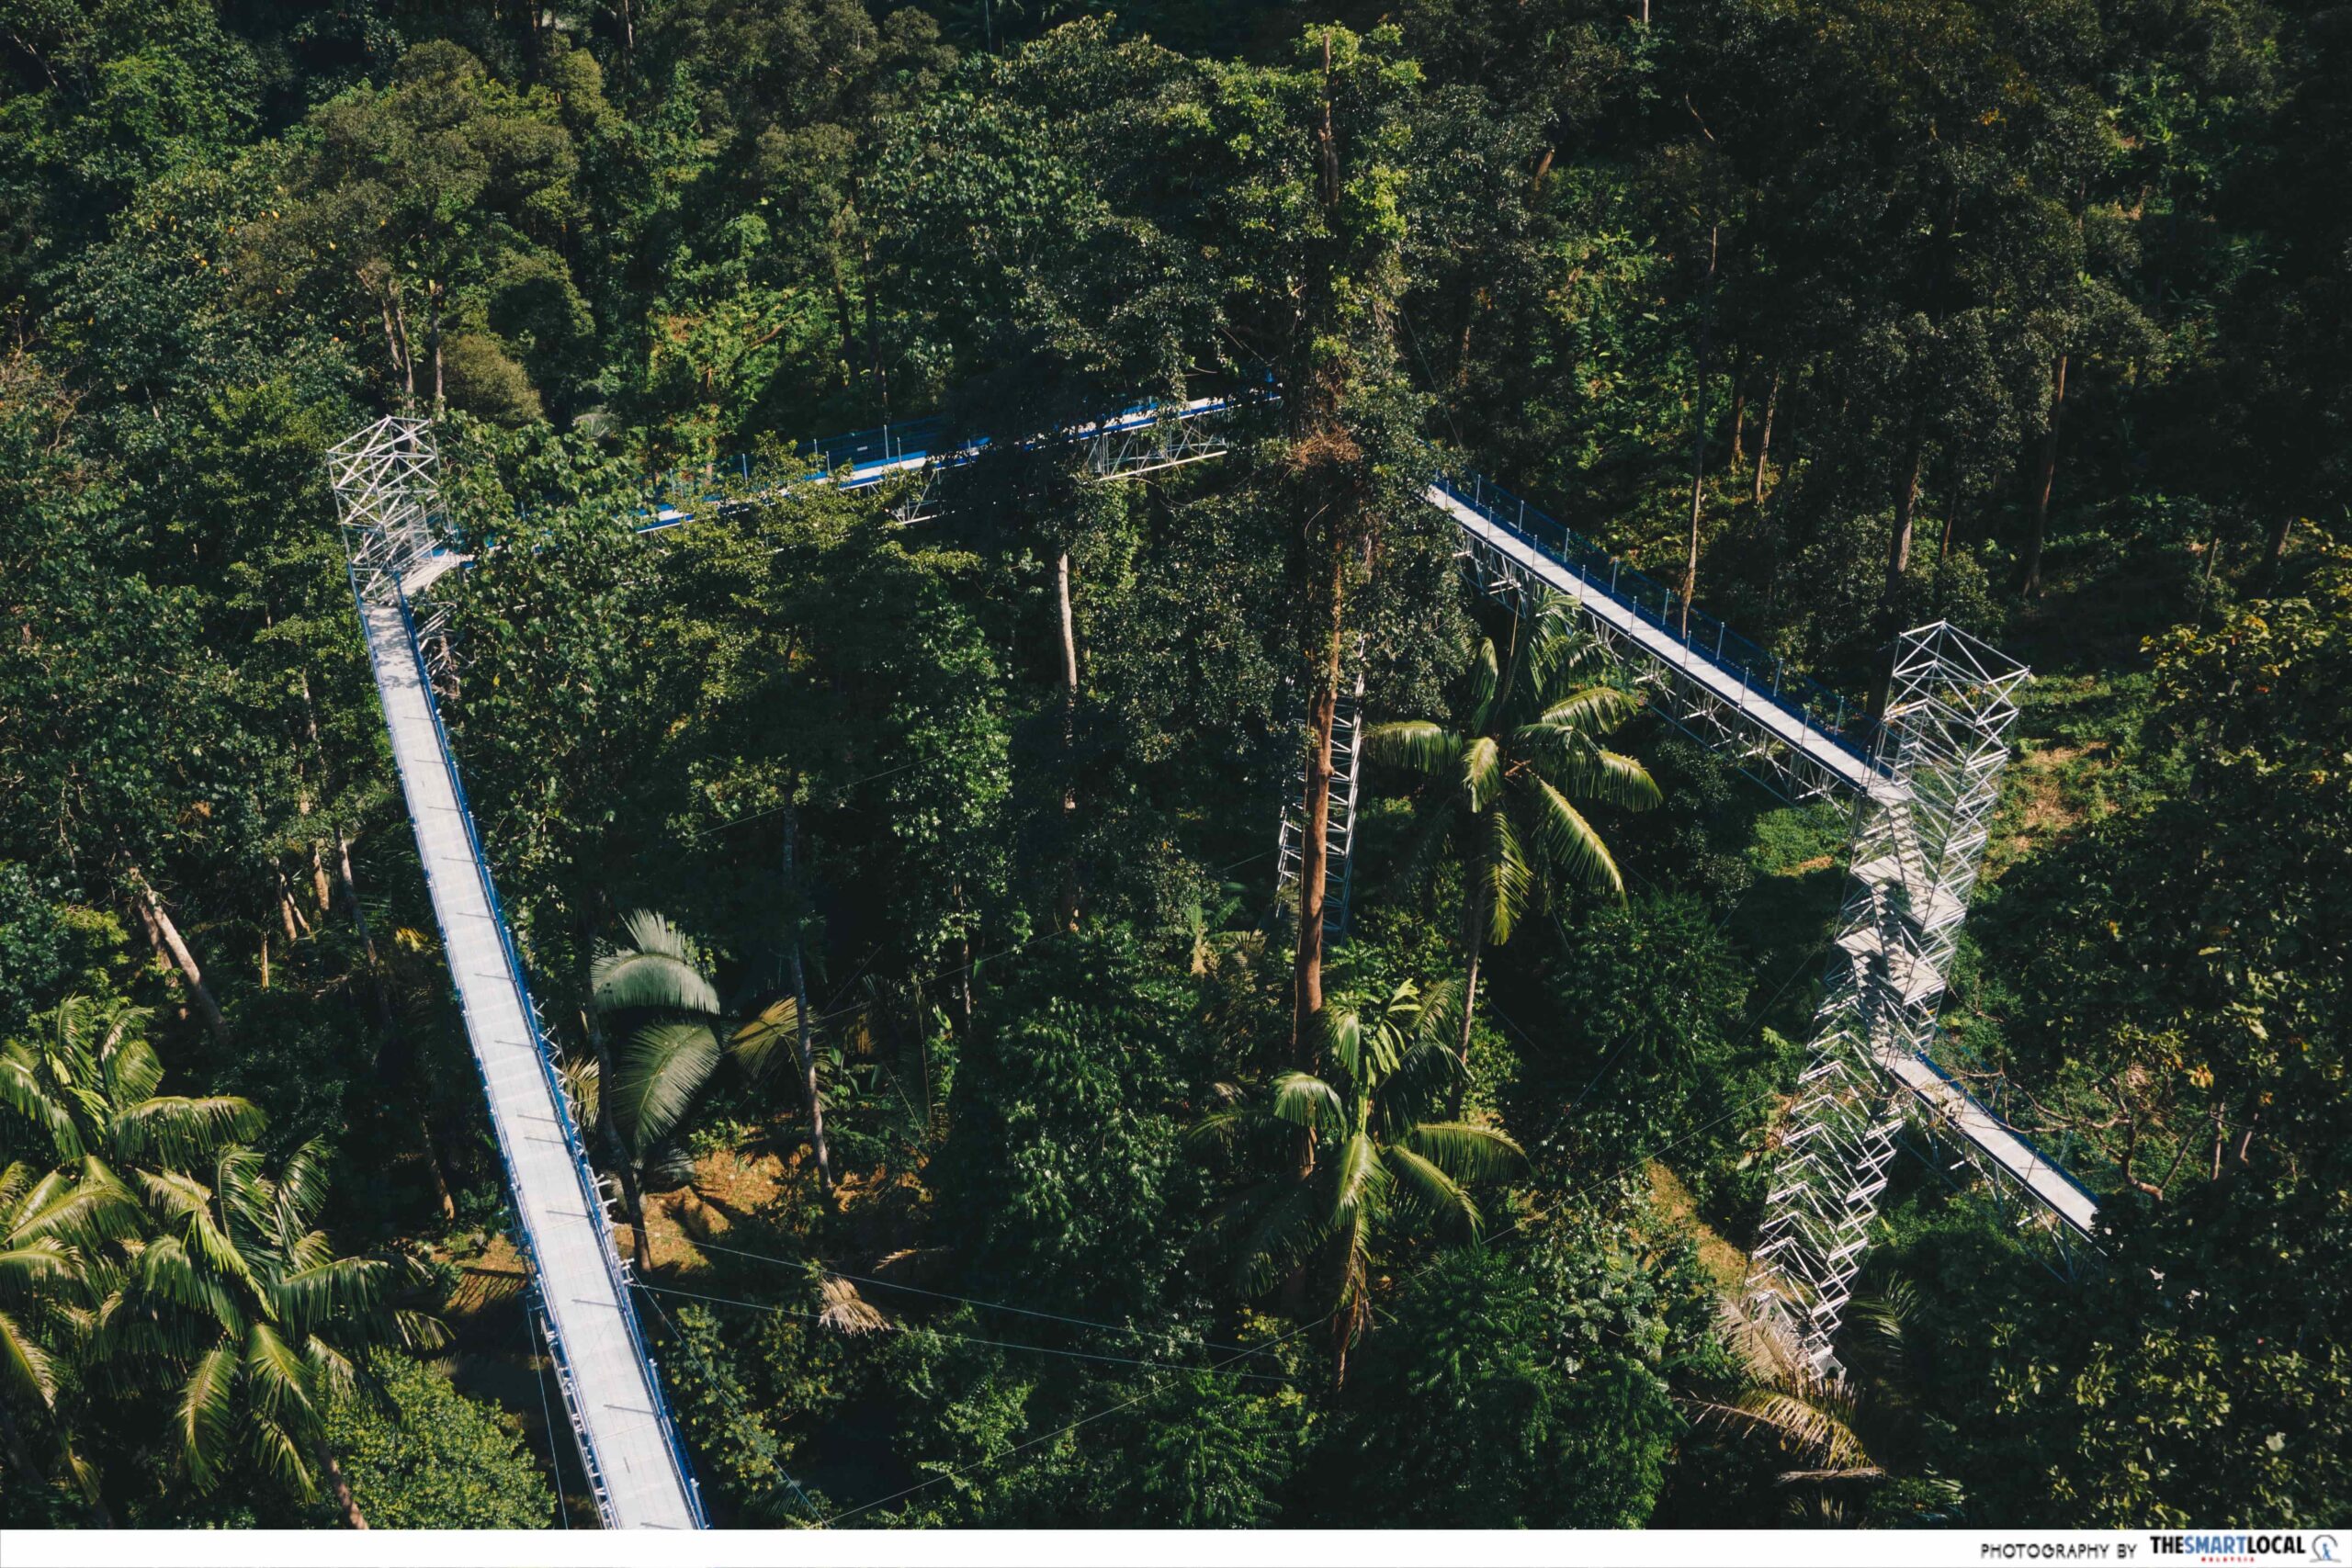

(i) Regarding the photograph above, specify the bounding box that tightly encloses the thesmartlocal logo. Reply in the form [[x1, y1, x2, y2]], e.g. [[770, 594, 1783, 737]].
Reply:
[[2148, 1534, 2336, 1563]]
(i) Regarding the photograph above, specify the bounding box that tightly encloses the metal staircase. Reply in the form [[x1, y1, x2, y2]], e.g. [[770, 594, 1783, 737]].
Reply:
[[1273, 656, 1368, 944]]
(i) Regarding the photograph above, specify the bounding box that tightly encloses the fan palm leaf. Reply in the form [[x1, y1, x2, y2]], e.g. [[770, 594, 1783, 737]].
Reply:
[[591, 911, 722, 1018]]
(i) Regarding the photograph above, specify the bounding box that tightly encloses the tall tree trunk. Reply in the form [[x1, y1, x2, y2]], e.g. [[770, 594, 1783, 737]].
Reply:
[[1939, 461, 1963, 563], [428, 280, 446, 413], [319, 1441, 368, 1529], [1884, 410, 1928, 604], [2263, 513, 2296, 576], [1726, 346, 1747, 473], [1752, 369, 1779, 511], [829, 265, 858, 393], [1453, 926, 1486, 1114], [1290, 543, 1347, 1061], [127, 865, 230, 1045], [858, 228, 888, 420], [1679, 226, 1718, 635], [2022, 352, 2067, 599], [1054, 547, 1081, 933], [782, 802, 835, 1197]]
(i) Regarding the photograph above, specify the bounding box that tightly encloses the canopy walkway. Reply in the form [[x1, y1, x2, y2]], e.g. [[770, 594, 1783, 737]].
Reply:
[[327, 390, 2098, 1524], [329, 420, 706, 1530]]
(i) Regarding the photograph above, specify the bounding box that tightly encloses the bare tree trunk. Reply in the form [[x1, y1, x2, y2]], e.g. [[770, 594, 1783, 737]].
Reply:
[[1884, 411, 1928, 604], [1453, 929, 1485, 1113], [2262, 513, 2295, 577], [1054, 547, 1081, 933], [1752, 369, 1779, 510], [1679, 226, 1718, 635], [1290, 546, 1346, 1061], [127, 865, 230, 1045], [1725, 345, 1746, 473], [259, 930, 270, 990], [428, 280, 446, 413], [2022, 352, 2067, 598], [390, 288, 416, 409], [782, 803, 835, 1196], [319, 1441, 368, 1529]]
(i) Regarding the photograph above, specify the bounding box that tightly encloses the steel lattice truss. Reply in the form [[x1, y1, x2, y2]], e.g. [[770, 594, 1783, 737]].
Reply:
[[1746, 623, 2037, 1373], [325, 416, 452, 597]]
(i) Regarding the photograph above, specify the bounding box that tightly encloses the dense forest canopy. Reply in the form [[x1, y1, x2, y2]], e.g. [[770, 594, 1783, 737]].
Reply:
[[0, 0, 2346, 1532]]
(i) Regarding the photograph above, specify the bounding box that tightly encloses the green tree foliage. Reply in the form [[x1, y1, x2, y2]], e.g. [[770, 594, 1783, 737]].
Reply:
[[3, 0, 2347, 1531], [933, 931, 1204, 1325], [1315, 1216, 1690, 1528], [317, 1350, 552, 1528]]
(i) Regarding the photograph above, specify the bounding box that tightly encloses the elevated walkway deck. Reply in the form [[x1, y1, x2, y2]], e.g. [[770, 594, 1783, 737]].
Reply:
[[355, 589, 702, 1530]]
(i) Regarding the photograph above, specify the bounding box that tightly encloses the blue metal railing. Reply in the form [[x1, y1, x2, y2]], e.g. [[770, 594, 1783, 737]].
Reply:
[[636, 392, 1256, 531], [362, 566, 708, 1528], [1425, 467, 1878, 769]]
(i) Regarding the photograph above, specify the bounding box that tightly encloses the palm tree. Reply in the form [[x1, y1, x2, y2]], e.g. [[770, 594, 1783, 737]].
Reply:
[[0, 1160, 98, 1514], [1364, 591, 1662, 1079], [88, 1141, 445, 1527], [1198, 979, 1523, 1386], [589, 911, 829, 1269], [0, 997, 433, 1524]]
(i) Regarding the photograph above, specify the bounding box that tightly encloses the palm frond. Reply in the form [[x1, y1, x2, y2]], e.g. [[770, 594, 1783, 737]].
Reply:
[[590, 915, 721, 1018], [818, 1276, 891, 1337], [1718, 1388, 1875, 1472], [1382, 1145, 1481, 1240], [246, 1411, 315, 1497], [269, 1143, 334, 1237], [617, 909, 697, 964], [1526, 778, 1625, 901], [273, 1257, 388, 1339], [1477, 806, 1532, 943], [0, 1304, 60, 1410], [1329, 1130, 1389, 1229], [0, 1048, 85, 1161], [11, 1163, 139, 1253], [728, 997, 801, 1083], [1534, 683, 1641, 736], [176, 1344, 240, 1489], [1363, 720, 1464, 784], [1268, 1072, 1343, 1134], [1230, 1178, 1332, 1300], [1400, 1122, 1526, 1184], [1461, 735, 1504, 814], [609, 1020, 722, 1156], [1557, 746, 1664, 811], [243, 1320, 315, 1425], [1463, 637, 1501, 732], [107, 1095, 265, 1170]]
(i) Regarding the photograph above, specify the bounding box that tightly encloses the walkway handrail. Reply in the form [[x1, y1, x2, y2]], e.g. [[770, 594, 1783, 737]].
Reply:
[[1424, 465, 1876, 767]]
